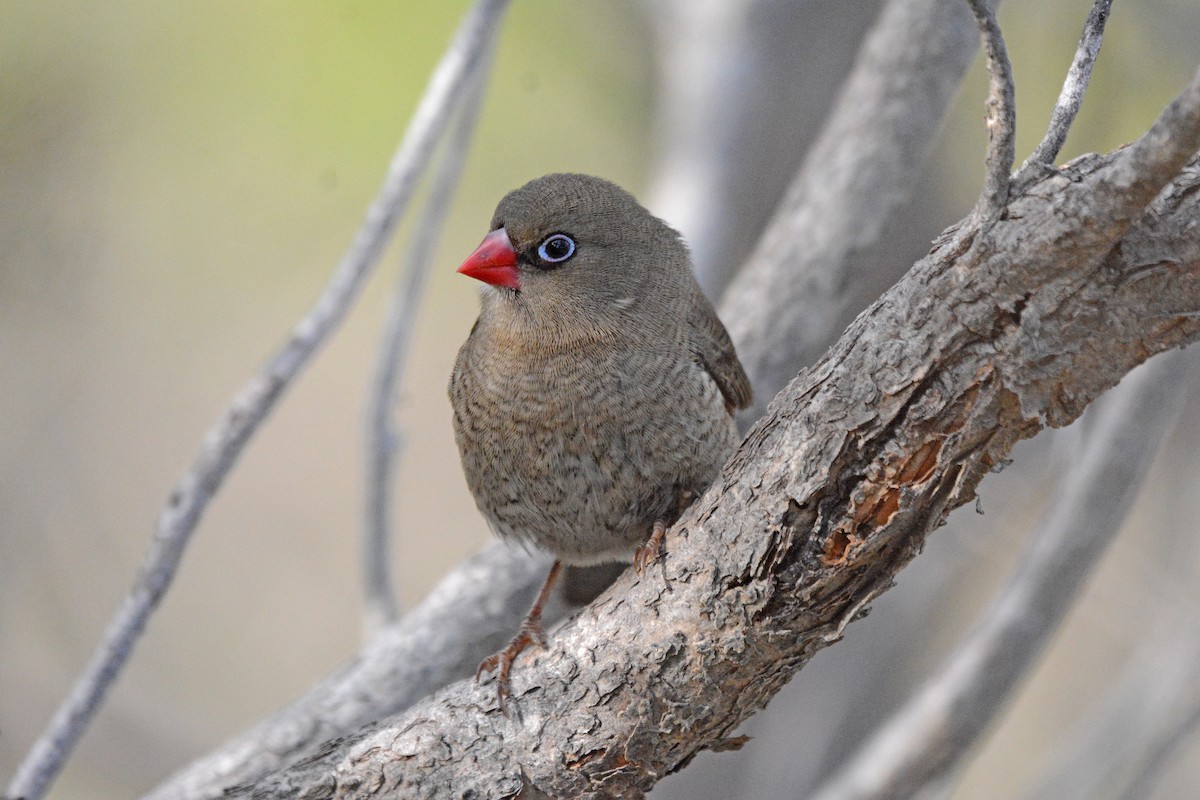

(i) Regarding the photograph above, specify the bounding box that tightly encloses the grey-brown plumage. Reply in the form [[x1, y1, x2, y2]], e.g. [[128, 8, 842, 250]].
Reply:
[[449, 173, 751, 706]]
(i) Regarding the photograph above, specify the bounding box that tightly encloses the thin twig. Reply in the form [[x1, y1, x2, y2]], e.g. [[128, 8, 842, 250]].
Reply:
[[3, 2, 511, 799], [362, 34, 497, 636], [1015, 0, 1114, 184], [965, 0, 1016, 226], [807, 350, 1196, 800]]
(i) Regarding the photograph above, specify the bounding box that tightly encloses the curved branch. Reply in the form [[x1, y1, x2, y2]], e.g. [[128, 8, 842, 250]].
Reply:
[[1021, 469, 1200, 800], [2, 3, 512, 799], [965, 0, 1016, 226], [643, 0, 763, 295], [643, 0, 881, 298], [362, 34, 496, 634], [1024, 599, 1200, 800], [1116, 698, 1200, 800], [229, 71, 1200, 798], [807, 349, 1196, 800]]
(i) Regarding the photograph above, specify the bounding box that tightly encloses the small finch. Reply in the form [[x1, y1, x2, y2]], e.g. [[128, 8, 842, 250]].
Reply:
[[450, 173, 751, 709]]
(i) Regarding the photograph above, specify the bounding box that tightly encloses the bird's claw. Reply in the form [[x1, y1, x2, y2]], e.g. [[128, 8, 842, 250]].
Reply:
[[476, 624, 546, 714], [633, 520, 667, 575]]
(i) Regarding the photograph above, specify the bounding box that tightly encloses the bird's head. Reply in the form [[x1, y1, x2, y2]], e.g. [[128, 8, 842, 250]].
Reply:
[[457, 174, 689, 339]]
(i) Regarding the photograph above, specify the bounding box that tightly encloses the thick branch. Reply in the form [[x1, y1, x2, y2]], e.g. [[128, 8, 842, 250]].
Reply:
[[231, 79, 1200, 797], [807, 349, 1195, 800], [644, 0, 882, 297], [1109, 66, 1200, 196], [145, 5, 990, 794]]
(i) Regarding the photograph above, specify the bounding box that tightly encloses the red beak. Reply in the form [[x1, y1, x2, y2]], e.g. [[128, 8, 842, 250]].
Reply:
[[457, 228, 520, 289]]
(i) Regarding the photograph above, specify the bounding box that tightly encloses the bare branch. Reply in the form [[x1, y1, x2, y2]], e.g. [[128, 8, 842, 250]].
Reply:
[[721, 0, 982, 419], [1107, 64, 1200, 194], [144, 545, 554, 800], [152, 4, 987, 789], [965, 0, 1016, 226], [362, 36, 496, 635], [807, 349, 1196, 800], [227, 77, 1200, 796], [644, 0, 761, 295], [1015, 0, 1114, 182], [148, 42, 1200, 800], [2, 3, 512, 799], [144, 0, 985, 777]]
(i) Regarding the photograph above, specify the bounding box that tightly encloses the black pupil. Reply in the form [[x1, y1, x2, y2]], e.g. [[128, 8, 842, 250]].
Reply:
[[544, 237, 570, 259]]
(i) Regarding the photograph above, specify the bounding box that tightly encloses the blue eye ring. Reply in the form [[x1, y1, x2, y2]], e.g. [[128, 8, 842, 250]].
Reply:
[[536, 233, 576, 265]]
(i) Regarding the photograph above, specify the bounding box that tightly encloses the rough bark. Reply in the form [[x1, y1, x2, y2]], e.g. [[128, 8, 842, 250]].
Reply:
[[228, 73, 1200, 798], [808, 348, 1196, 800]]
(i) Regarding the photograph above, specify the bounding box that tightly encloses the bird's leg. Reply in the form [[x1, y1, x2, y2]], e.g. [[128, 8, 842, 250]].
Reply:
[[476, 559, 563, 712], [633, 520, 667, 575]]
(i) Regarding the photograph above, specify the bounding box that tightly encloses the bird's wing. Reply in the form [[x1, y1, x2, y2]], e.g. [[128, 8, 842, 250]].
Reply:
[[689, 292, 753, 414]]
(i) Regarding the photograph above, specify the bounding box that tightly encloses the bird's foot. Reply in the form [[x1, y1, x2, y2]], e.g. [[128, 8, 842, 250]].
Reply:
[[633, 519, 668, 575], [476, 617, 547, 713], [476, 561, 562, 714]]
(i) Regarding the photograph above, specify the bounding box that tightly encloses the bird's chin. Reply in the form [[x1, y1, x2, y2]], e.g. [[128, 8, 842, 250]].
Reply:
[[482, 284, 520, 300]]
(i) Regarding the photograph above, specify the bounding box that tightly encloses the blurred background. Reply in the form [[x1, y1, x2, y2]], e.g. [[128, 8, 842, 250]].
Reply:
[[2, 1, 1199, 798]]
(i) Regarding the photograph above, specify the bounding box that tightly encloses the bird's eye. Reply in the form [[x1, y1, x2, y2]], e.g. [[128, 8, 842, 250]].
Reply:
[[536, 233, 576, 265]]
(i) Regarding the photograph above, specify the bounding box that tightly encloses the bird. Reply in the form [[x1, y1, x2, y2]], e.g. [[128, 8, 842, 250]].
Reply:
[[449, 173, 752, 710]]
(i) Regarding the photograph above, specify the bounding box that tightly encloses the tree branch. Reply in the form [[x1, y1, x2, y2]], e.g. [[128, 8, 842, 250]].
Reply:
[[643, 0, 882, 298], [807, 348, 1196, 800], [1015, 0, 1114, 183], [145, 546, 554, 800], [1117, 699, 1200, 800], [643, 0, 762, 295], [229, 69, 1200, 797], [2, 3, 512, 799], [362, 34, 496, 635], [964, 0, 1016, 226]]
